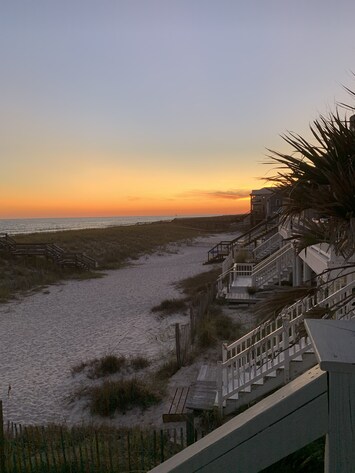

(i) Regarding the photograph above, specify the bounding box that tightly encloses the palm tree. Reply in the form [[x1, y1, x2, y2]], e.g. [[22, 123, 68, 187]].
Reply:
[[266, 110, 355, 260], [253, 100, 355, 323]]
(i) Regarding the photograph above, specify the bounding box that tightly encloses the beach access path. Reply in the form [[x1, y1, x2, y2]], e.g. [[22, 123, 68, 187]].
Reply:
[[0, 232, 234, 427]]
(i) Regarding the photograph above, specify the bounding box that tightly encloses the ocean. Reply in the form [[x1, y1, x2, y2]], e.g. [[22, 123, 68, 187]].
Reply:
[[0, 215, 206, 235]]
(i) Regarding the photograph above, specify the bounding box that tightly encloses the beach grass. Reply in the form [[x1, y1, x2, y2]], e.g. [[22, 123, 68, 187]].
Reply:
[[0, 215, 240, 302], [197, 307, 242, 349], [71, 354, 151, 379], [87, 379, 161, 416]]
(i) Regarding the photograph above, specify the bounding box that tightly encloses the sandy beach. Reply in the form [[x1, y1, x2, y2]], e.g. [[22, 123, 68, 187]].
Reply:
[[0, 231, 241, 428]]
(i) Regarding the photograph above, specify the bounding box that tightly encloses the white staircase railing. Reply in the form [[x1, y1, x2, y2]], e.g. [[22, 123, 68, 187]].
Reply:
[[251, 242, 294, 288], [218, 279, 355, 408], [252, 232, 282, 262], [224, 242, 294, 292]]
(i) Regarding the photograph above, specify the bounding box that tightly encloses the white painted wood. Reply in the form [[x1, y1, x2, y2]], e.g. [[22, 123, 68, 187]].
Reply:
[[305, 319, 355, 373], [326, 372, 355, 473], [305, 319, 355, 473], [149, 367, 327, 473]]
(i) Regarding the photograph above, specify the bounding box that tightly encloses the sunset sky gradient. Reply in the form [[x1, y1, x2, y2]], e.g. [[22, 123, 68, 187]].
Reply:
[[1, 1, 355, 218]]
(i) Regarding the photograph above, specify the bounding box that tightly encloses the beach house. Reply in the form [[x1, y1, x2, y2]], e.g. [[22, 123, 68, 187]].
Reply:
[[150, 196, 355, 472]]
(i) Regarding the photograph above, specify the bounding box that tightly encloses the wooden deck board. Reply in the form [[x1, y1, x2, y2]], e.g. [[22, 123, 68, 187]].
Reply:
[[163, 387, 193, 422]]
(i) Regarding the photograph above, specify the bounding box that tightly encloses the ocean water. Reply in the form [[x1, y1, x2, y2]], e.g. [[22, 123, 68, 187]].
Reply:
[[0, 215, 185, 235]]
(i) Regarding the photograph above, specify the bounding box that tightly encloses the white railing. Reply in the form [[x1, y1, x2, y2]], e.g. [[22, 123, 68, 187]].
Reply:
[[252, 232, 282, 262], [252, 243, 294, 287], [150, 320, 355, 473], [218, 279, 355, 406], [224, 243, 294, 292]]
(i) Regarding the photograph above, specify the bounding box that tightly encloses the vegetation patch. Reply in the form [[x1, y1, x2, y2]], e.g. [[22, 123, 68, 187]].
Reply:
[[72, 354, 151, 378], [197, 308, 242, 349], [151, 298, 187, 315], [131, 356, 151, 371], [0, 216, 235, 302], [87, 379, 161, 416], [175, 268, 221, 299], [154, 358, 179, 381], [71, 354, 127, 378]]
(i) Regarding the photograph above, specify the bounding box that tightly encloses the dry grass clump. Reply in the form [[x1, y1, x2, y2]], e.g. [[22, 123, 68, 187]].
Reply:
[[131, 356, 151, 371], [71, 354, 126, 378], [88, 379, 161, 417], [151, 298, 187, 315], [175, 267, 221, 299], [72, 354, 151, 378], [198, 308, 242, 349]]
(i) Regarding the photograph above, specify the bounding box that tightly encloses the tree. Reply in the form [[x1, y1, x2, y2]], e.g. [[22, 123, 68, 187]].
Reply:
[[266, 109, 355, 260]]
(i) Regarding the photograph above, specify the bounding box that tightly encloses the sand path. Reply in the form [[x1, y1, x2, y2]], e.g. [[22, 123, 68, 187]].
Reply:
[[0, 233, 233, 426]]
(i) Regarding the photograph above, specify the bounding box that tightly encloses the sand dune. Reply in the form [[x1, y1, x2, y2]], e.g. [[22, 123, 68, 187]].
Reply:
[[0, 233, 232, 426]]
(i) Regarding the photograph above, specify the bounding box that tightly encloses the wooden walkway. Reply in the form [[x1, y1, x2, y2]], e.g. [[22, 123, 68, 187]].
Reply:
[[0, 233, 97, 270], [185, 364, 218, 411]]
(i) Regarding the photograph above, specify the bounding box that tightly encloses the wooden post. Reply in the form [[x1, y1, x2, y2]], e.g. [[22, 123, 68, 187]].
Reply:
[[186, 414, 195, 447], [175, 324, 181, 368], [0, 401, 5, 473], [217, 361, 223, 415], [190, 307, 195, 344], [305, 319, 355, 473]]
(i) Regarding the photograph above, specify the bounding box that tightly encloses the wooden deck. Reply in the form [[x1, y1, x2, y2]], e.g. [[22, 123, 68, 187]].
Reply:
[[0, 233, 97, 270], [185, 364, 218, 411], [163, 387, 192, 423]]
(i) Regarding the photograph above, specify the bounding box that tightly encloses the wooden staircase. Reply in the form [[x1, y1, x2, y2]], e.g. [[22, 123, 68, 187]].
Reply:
[[0, 233, 97, 270], [206, 216, 279, 264]]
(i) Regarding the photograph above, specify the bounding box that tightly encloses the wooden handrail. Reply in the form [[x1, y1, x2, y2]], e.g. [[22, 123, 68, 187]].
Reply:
[[0, 233, 97, 270]]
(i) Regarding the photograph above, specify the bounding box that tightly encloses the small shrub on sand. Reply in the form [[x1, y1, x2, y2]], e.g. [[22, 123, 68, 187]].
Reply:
[[71, 354, 127, 378], [88, 379, 161, 416], [151, 298, 187, 315], [131, 356, 151, 371], [91, 354, 126, 377]]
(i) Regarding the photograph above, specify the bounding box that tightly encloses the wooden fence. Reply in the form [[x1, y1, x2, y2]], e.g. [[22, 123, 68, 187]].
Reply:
[[0, 406, 208, 473], [175, 283, 217, 367]]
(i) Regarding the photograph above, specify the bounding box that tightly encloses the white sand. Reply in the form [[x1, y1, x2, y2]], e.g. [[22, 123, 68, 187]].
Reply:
[[0, 232, 240, 428]]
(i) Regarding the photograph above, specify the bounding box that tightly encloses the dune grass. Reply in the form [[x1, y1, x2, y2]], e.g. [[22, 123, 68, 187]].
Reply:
[[87, 379, 161, 416], [71, 354, 151, 378], [197, 306, 243, 349], [151, 298, 188, 315], [0, 216, 238, 302]]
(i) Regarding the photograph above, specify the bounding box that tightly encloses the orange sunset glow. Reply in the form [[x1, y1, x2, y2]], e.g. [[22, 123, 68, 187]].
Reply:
[[1, 2, 354, 221]]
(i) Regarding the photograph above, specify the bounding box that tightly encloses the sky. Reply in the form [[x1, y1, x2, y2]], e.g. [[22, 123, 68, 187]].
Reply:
[[1, 1, 355, 219]]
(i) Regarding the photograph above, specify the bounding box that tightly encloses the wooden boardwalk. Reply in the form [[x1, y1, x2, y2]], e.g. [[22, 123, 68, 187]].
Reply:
[[0, 233, 97, 270], [186, 364, 218, 411]]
